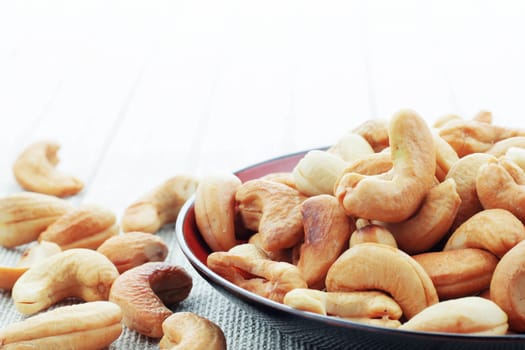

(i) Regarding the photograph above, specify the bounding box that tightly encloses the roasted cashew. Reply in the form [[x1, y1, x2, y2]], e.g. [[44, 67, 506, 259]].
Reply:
[[327, 132, 374, 163], [12, 248, 119, 315], [490, 240, 525, 332], [122, 175, 199, 233], [352, 118, 389, 152], [486, 136, 525, 157], [236, 179, 307, 252], [349, 219, 397, 249], [159, 312, 227, 350], [412, 248, 498, 300], [342, 151, 392, 176], [248, 232, 295, 263], [0, 301, 122, 350], [325, 242, 438, 319], [194, 174, 240, 252], [109, 262, 192, 338], [296, 194, 354, 289], [207, 244, 307, 303], [97, 232, 168, 273], [38, 204, 119, 250], [334, 109, 436, 223], [399, 297, 508, 335], [0, 192, 73, 248], [444, 209, 525, 258], [12, 140, 84, 197], [384, 178, 461, 254]]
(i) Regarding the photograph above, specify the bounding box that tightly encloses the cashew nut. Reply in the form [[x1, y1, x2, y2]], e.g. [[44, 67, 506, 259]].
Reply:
[[432, 131, 459, 182], [248, 232, 296, 263], [296, 194, 354, 289], [384, 178, 461, 254], [38, 204, 119, 250], [349, 219, 397, 249], [412, 248, 498, 300], [504, 147, 525, 172], [12, 248, 119, 315], [236, 179, 307, 252], [122, 175, 199, 233], [109, 261, 193, 338], [194, 174, 241, 252], [444, 209, 525, 258], [325, 243, 438, 319], [97, 231, 168, 273], [342, 151, 392, 176], [12, 140, 84, 197], [327, 132, 374, 163], [0, 192, 73, 248], [486, 136, 525, 157], [335, 109, 436, 223], [159, 312, 227, 350], [399, 297, 508, 335], [0, 301, 122, 350], [352, 118, 390, 152]]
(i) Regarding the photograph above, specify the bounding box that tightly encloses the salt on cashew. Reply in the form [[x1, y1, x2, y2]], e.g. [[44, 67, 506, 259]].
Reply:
[[383, 178, 461, 254], [292, 150, 348, 196], [236, 179, 307, 252], [97, 232, 169, 273], [38, 204, 119, 250], [0, 192, 73, 248], [444, 208, 525, 258], [159, 312, 227, 350], [490, 239, 525, 332], [12, 140, 84, 197], [0, 301, 123, 350], [207, 243, 307, 303], [334, 109, 436, 223], [11, 248, 119, 315], [296, 194, 354, 289], [412, 248, 499, 300], [109, 261, 193, 338], [122, 175, 199, 234], [352, 118, 390, 152], [327, 132, 374, 163], [194, 174, 241, 252], [399, 297, 508, 335], [486, 136, 525, 157], [349, 219, 397, 249], [325, 242, 438, 320]]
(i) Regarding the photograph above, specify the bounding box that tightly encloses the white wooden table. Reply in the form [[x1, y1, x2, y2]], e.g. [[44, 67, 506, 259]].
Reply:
[[1, 1, 525, 349]]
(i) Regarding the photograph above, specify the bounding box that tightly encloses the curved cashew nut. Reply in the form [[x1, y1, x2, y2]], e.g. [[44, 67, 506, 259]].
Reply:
[[160, 312, 227, 350], [236, 179, 307, 252], [97, 232, 168, 273], [207, 244, 307, 303], [349, 219, 397, 249], [12, 248, 119, 315], [109, 262, 193, 338], [297, 194, 354, 289], [352, 118, 390, 152], [325, 243, 438, 319], [444, 209, 525, 258], [384, 178, 461, 254], [122, 175, 199, 234], [194, 174, 240, 252], [399, 297, 508, 335], [432, 131, 459, 182], [327, 132, 374, 163], [343, 151, 393, 176], [335, 109, 436, 223], [248, 232, 295, 263], [412, 248, 498, 300], [490, 240, 525, 332], [486, 136, 525, 157], [292, 150, 348, 196], [0, 192, 73, 248], [38, 204, 119, 250], [13, 140, 83, 197]]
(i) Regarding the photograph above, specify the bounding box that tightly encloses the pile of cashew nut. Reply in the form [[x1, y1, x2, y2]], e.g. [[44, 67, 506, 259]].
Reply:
[[0, 143, 226, 350], [197, 109, 525, 336]]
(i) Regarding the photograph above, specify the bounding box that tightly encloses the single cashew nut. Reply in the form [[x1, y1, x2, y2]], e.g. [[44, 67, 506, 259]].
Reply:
[[342, 151, 393, 176], [335, 109, 436, 222], [194, 174, 241, 252], [412, 248, 499, 300], [444, 208, 525, 258], [160, 312, 227, 350], [504, 147, 525, 172], [384, 178, 461, 254], [490, 240, 525, 332], [399, 297, 508, 335], [432, 131, 459, 181], [297, 194, 354, 289], [327, 132, 374, 163], [97, 232, 168, 273], [0, 192, 73, 248], [326, 243, 438, 319], [248, 232, 296, 263], [12, 248, 119, 315], [349, 219, 397, 249], [109, 261, 193, 338], [38, 204, 119, 250], [12, 140, 84, 197], [352, 118, 390, 152], [486, 136, 525, 157], [0, 301, 122, 350], [236, 179, 307, 252]]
